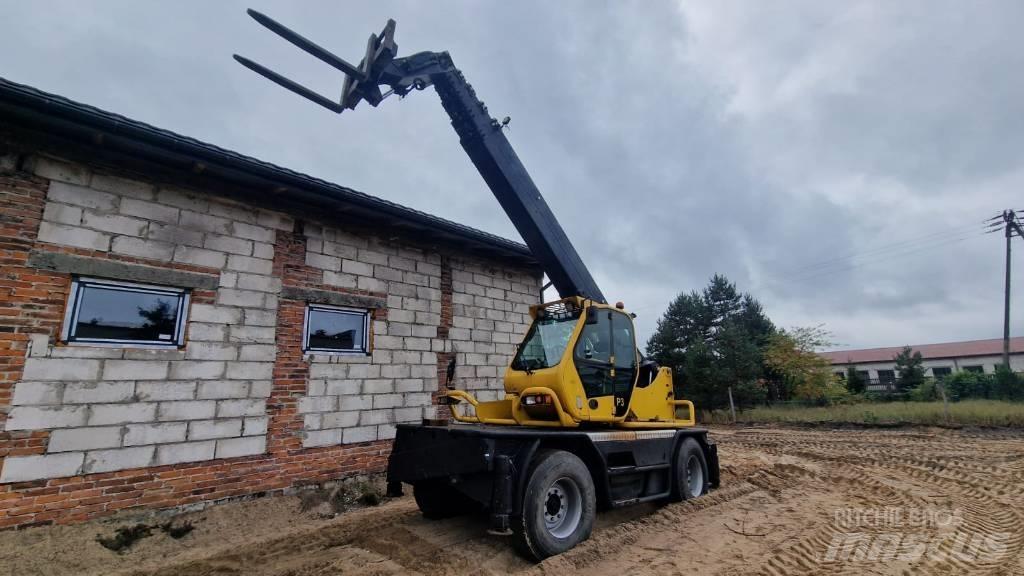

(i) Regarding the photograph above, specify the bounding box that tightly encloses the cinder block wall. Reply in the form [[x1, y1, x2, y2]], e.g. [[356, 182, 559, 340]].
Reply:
[[0, 153, 540, 529]]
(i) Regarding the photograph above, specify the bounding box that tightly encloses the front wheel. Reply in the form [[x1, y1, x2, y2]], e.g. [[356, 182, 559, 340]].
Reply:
[[669, 436, 709, 502], [514, 450, 596, 560]]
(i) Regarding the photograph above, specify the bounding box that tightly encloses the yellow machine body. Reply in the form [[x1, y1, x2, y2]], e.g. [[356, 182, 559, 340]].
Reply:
[[444, 297, 696, 429]]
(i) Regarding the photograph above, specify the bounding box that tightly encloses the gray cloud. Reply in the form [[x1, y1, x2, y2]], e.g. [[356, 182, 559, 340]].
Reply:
[[2, 0, 1022, 349]]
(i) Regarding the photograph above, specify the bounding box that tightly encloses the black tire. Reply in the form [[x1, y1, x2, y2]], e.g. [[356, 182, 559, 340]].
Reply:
[[514, 450, 596, 560], [668, 437, 709, 502], [413, 481, 476, 520]]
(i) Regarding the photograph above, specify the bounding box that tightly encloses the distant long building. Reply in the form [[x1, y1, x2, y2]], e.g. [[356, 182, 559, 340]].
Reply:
[[821, 337, 1024, 388]]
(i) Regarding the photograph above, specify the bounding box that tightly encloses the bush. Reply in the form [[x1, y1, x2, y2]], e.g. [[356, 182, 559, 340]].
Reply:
[[793, 377, 850, 406], [844, 392, 867, 404], [946, 372, 993, 401], [909, 380, 940, 402], [993, 365, 1024, 401], [731, 379, 768, 409]]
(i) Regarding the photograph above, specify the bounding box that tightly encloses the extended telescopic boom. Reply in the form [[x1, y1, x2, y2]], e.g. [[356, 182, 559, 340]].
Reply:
[[234, 10, 605, 303]]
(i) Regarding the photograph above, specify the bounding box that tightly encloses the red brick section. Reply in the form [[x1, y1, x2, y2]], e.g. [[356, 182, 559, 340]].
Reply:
[[433, 257, 454, 420], [267, 230, 314, 456], [0, 172, 392, 529], [0, 171, 61, 468], [267, 227, 389, 456]]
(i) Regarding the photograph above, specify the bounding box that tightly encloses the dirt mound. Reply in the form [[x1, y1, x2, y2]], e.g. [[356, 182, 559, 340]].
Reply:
[[2, 426, 1023, 575]]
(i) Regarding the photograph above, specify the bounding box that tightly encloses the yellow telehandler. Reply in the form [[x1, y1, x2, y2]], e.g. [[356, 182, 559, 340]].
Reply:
[[236, 10, 719, 560]]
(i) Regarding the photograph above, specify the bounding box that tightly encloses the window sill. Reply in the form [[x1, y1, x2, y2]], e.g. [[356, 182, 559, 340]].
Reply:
[[304, 351, 372, 362], [61, 341, 185, 351]]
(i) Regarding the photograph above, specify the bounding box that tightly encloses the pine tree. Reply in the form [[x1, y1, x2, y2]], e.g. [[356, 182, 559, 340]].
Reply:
[[646, 275, 774, 409], [894, 346, 925, 391], [845, 365, 866, 394]]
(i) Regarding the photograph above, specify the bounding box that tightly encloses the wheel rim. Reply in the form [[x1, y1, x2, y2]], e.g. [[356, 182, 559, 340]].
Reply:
[[685, 454, 704, 497], [542, 477, 583, 539]]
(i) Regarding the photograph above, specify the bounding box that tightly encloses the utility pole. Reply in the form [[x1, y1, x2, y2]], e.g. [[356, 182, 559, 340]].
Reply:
[[1005, 210, 1013, 368], [1001, 210, 1024, 368]]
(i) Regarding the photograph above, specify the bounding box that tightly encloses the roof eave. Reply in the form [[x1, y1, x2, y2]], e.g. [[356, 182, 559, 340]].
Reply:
[[0, 77, 538, 268]]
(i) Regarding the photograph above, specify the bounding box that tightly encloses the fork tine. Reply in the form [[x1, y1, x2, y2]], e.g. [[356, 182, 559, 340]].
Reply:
[[246, 9, 367, 81], [233, 54, 345, 113]]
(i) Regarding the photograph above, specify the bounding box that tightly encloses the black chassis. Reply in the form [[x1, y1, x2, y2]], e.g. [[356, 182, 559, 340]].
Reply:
[[386, 423, 720, 533]]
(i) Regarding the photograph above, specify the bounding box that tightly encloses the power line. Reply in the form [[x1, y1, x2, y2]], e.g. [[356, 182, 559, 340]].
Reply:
[[777, 209, 1016, 290], [777, 228, 989, 285], [782, 221, 990, 276]]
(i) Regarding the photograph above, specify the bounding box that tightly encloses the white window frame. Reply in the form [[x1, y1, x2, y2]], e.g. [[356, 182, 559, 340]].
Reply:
[[302, 304, 370, 355], [61, 277, 190, 347]]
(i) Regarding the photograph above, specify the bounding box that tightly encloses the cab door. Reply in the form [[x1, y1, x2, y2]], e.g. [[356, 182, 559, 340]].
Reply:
[[610, 311, 638, 417], [574, 308, 638, 417]]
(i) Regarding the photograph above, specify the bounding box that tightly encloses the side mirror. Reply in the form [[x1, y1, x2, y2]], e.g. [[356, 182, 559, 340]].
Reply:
[[585, 306, 599, 325]]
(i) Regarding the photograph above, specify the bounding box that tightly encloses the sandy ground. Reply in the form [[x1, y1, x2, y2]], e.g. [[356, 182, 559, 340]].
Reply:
[[2, 425, 1024, 576]]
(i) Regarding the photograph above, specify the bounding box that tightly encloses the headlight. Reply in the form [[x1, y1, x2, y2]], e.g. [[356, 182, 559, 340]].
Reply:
[[522, 394, 553, 406]]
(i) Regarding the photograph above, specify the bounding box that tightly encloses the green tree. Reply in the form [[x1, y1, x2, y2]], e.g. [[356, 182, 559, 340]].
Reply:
[[646, 275, 774, 409], [893, 346, 925, 391], [763, 326, 845, 405], [845, 365, 866, 394], [993, 365, 1022, 400]]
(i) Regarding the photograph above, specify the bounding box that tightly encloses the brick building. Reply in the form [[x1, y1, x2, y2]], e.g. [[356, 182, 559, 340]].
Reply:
[[0, 78, 541, 529]]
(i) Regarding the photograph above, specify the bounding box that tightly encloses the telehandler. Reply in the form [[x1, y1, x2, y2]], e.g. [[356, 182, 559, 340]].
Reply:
[[236, 11, 720, 559]]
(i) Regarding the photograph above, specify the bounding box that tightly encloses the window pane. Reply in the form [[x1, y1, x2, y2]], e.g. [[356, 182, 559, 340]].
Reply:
[[575, 314, 611, 364], [611, 312, 636, 369], [575, 310, 613, 398], [307, 308, 365, 351], [73, 285, 181, 343], [610, 312, 637, 413], [511, 315, 577, 370]]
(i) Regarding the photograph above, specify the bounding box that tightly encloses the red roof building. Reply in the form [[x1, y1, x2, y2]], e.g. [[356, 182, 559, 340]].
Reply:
[[822, 337, 1024, 387], [821, 337, 1024, 365]]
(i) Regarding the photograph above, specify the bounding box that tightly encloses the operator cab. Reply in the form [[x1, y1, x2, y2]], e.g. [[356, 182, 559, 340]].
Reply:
[[508, 298, 639, 421], [573, 306, 637, 417]]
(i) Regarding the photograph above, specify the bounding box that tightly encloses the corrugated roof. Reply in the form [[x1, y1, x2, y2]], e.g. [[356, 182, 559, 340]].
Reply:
[[821, 337, 1024, 364], [0, 76, 537, 266]]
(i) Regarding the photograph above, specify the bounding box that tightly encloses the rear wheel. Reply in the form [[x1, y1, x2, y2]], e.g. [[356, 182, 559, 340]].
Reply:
[[514, 450, 596, 560], [413, 480, 476, 519], [669, 437, 709, 502]]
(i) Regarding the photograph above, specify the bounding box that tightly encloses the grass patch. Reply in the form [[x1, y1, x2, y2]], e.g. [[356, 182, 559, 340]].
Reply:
[[703, 399, 1024, 427]]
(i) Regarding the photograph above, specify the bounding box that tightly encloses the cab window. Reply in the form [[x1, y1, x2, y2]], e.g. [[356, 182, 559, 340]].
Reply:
[[575, 309, 613, 397]]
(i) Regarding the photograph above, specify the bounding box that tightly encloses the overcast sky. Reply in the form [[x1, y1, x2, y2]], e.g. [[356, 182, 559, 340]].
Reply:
[[2, 1, 1023, 350]]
